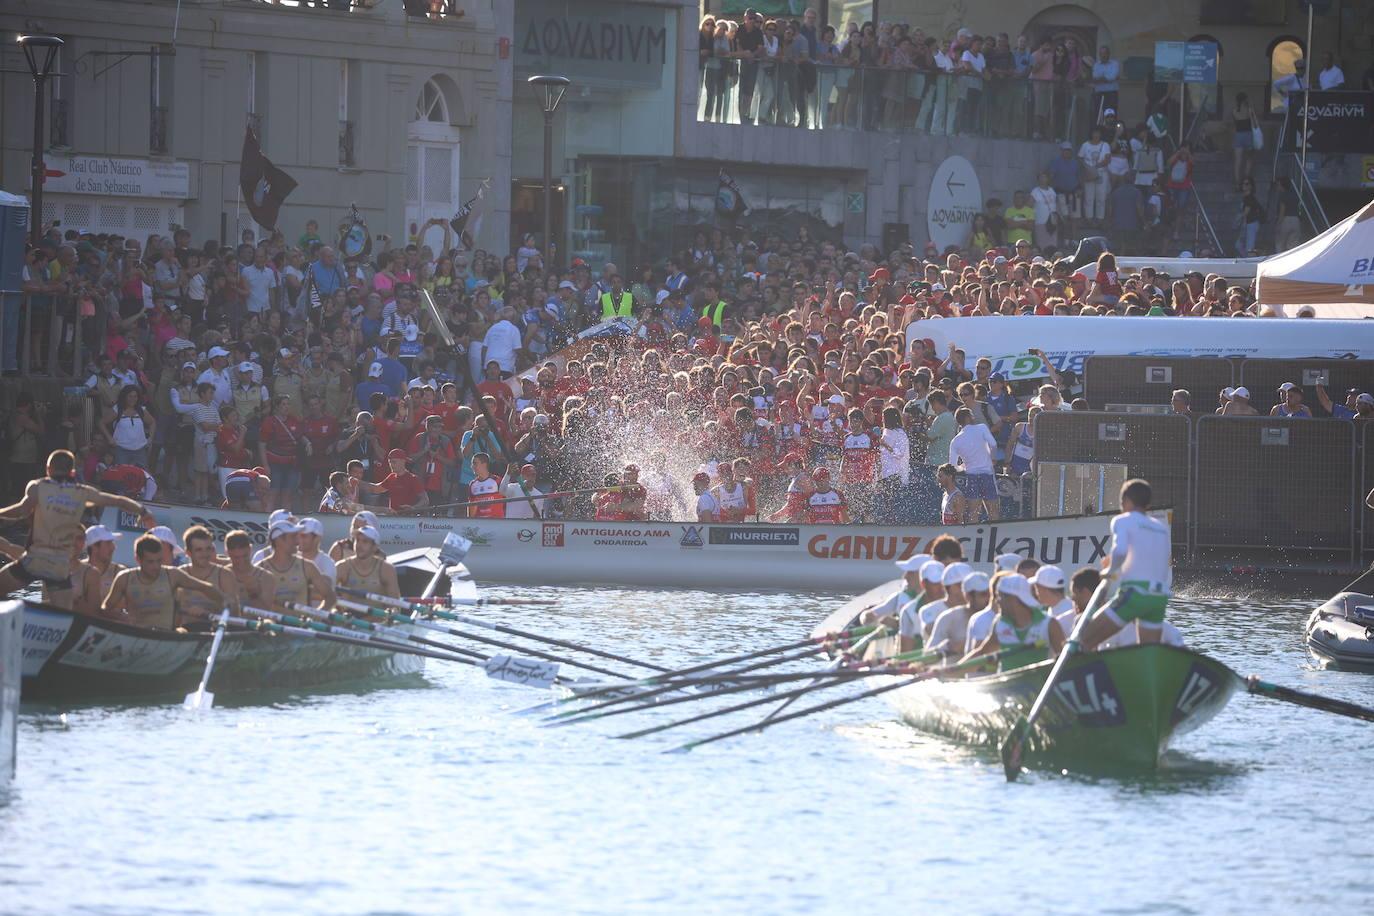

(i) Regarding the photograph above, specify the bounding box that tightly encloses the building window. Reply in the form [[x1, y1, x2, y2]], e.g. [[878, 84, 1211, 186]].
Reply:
[[339, 60, 356, 166], [415, 78, 450, 123], [50, 39, 70, 148], [1268, 38, 1303, 115], [150, 45, 169, 154]]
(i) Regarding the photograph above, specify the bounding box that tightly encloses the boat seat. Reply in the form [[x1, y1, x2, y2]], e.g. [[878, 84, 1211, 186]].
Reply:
[[1351, 605, 1374, 626]]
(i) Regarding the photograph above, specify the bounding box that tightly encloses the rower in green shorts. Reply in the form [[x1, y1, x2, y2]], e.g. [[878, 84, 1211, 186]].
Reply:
[[1080, 478, 1172, 651]]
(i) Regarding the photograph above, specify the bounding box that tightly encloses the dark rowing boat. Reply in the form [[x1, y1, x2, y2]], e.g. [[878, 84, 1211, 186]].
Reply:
[[14, 599, 424, 702], [1305, 592, 1374, 671]]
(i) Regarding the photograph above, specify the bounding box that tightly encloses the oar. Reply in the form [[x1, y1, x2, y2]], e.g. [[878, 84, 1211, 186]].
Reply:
[[410, 596, 560, 607], [1243, 675, 1374, 723], [667, 650, 1013, 754], [183, 608, 230, 711], [999, 578, 1112, 782], [754, 624, 889, 726], [338, 586, 667, 673], [282, 602, 487, 661], [334, 597, 633, 680]]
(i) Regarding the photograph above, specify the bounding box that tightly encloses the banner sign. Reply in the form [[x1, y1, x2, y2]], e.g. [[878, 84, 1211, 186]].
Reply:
[[1153, 41, 1217, 84], [1290, 91, 1374, 154], [911, 316, 1374, 379], [516, 0, 670, 90], [42, 155, 190, 200]]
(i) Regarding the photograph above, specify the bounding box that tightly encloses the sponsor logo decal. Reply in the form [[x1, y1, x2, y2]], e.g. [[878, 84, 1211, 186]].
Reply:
[[1052, 660, 1125, 727], [1171, 663, 1220, 726], [517, 528, 535, 543], [542, 523, 565, 547], [807, 534, 923, 560], [709, 527, 800, 546], [679, 525, 704, 549]]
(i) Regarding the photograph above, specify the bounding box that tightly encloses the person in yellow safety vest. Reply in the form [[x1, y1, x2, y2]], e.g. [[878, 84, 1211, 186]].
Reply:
[[599, 275, 634, 319], [700, 282, 728, 327]]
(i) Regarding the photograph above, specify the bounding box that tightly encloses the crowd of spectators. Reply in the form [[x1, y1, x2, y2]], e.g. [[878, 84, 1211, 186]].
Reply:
[[8, 207, 1366, 527]]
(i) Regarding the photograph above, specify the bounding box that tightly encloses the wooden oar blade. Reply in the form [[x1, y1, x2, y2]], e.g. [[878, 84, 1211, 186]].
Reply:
[[182, 687, 214, 711], [1000, 716, 1030, 780], [483, 654, 561, 689]]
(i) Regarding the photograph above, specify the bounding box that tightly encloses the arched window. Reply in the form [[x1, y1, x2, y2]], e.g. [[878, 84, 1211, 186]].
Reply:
[[415, 78, 450, 124], [1267, 37, 1304, 114]]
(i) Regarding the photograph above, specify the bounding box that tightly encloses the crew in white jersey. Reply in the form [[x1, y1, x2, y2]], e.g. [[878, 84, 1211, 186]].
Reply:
[[897, 560, 944, 652], [862, 554, 932, 628], [920, 562, 970, 643], [1080, 478, 1173, 650], [693, 471, 720, 522], [964, 570, 1004, 652], [1030, 565, 1075, 633], [927, 571, 990, 659]]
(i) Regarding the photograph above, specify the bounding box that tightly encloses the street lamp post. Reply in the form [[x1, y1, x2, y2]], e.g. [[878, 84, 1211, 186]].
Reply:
[[18, 35, 64, 245], [527, 74, 570, 273]]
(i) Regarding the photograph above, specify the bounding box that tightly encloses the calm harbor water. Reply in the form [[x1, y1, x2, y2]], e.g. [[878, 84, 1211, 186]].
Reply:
[[2, 583, 1373, 915]]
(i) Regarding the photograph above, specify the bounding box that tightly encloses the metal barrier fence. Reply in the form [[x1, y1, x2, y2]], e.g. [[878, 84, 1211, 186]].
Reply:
[[5, 292, 86, 381], [1194, 416, 1357, 556], [1083, 356, 1237, 411], [696, 61, 1096, 141], [1032, 411, 1192, 544], [1236, 359, 1374, 416]]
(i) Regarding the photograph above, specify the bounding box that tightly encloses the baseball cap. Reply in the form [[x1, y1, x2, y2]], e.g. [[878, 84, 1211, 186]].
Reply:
[[895, 552, 933, 573], [84, 524, 122, 546], [941, 562, 972, 586], [1031, 565, 1066, 590], [994, 553, 1022, 572], [1104, 107, 1116, 116], [656, 290, 672, 305], [387, 448, 408, 460], [1278, 381, 1297, 392], [269, 519, 302, 540], [208, 346, 230, 358], [919, 560, 945, 584], [368, 362, 384, 378], [990, 372, 1007, 383], [868, 267, 891, 282], [1221, 387, 1235, 399], [149, 525, 177, 544], [268, 509, 293, 526], [182, 361, 198, 371], [299, 517, 324, 537], [1358, 393, 1374, 406], [996, 573, 1036, 606], [1059, 141, 1073, 150], [962, 571, 991, 593], [356, 525, 381, 543], [353, 510, 380, 528], [238, 361, 254, 373], [558, 280, 577, 290], [827, 394, 846, 405], [279, 347, 294, 358], [1232, 387, 1251, 400], [812, 467, 831, 479]]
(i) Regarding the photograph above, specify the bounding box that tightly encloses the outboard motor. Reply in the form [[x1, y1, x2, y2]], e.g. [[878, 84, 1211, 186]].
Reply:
[[1067, 236, 1109, 271]]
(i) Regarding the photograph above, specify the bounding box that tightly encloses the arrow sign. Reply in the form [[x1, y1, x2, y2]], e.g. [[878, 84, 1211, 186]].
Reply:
[[926, 155, 983, 255], [945, 174, 966, 195]]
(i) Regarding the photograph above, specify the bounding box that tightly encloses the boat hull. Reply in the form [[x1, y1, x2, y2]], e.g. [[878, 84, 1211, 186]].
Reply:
[[15, 601, 424, 702], [105, 505, 1159, 592], [1305, 593, 1374, 670], [885, 644, 1237, 772]]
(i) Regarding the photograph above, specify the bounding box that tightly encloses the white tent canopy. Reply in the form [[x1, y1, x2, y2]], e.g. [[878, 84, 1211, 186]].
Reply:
[[1256, 199, 1374, 306]]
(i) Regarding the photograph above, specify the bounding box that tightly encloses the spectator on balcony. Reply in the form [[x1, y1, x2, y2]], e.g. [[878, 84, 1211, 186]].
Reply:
[[1079, 126, 1111, 228], [1274, 59, 1306, 111], [828, 26, 858, 128], [958, 35, 987, 134], [1236, 178, 1265, 257], [758, 18, 783, 125], [785, 20, 815, 129], [703, 19, 730, 123], [1091, 45, 1120, 124], [1318, 52, 1344, 90], [735, 11, 764, 125], [882, 34, 916, 129], [984, 34, 1018, 137], [856, 23, 883, 131]]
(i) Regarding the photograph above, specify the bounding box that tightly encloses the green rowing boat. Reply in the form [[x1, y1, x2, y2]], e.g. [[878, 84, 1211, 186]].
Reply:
[[883, 644, 1237, 772]]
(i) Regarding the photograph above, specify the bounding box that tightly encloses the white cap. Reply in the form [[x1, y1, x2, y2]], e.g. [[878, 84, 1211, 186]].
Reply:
[[1031, 564, 1066, 590], [368, 362, 384, 378], [148, 525, 177, 544], [920, 560, 945, 584], [356, 525, 380, 543], [208, 346, 230, 358], [558, 280, 577, 291], [534, 414, 550, 427], [238, 361, 254, 373], [941, 561, 972, 586], [353, 510, 379, 528], [656, 290, 672, 305], [269, 519, 302, 540], [1278, 381, 1297, 392], [1232, 387, 1250, 400], [1358, 393, 1374, 406], [895, 552, 933, 573], [268, 509, 293, 526], [827, 394, 845, 405], [279, 347, 294, 358], [299, 517, 324, 537], [84, 524, 121, 546], [181, 361, 198, 371], [996, 574, 1036, 606], [1221, 387, 1235, 399], [994, 553, 1022, 572], [962, 571, 990, 593]]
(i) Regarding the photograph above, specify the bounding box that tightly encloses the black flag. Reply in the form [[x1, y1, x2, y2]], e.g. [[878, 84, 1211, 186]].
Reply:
[[716, 169, 748, 218], [239, 127, 297, 231], [449, 178, 491, 250]]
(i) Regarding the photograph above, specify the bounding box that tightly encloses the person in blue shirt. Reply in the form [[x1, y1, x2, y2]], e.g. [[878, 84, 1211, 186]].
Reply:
[[1316, 385, 1374, 419], [375, 337, 408, 396], [986, 373, 1020, 454], [354, 362, 391, 408], [308, 246, 348, 300], [1047, 143, 1082, 235], [664, 258, 689, 294]]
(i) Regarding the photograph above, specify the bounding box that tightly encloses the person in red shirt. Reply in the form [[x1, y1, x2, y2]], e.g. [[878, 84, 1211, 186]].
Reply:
[[476, 360, 515, 418], [216, 407, 250, 471], [592, 472, 625, 521], [805, 467, 848, 524], [840, 408, 878, 522], [299, 394, 340, 501], [356, 449, 429, 512], [258, 394, 302, 512], [409, 414, 456, 504], [467, 452, 504, 518], [618, 464, 648, 521]]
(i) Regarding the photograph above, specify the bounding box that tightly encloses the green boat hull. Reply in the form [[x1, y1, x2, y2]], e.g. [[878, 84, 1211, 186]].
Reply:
[[885, 644, 1238, 772]]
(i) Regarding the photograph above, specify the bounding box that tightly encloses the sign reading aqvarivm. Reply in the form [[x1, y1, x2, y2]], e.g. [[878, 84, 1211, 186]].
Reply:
[[43, 155, 190, 200], [926, 156, 982, 254], [516, 0, 670, 89]]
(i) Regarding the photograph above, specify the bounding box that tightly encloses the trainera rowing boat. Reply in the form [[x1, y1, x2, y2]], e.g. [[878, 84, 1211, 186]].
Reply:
[[814, 579, 1236, 771], [1305, 592, 1374, 670], [99, 504, 1165, 591], [14, 599, 425, 702]]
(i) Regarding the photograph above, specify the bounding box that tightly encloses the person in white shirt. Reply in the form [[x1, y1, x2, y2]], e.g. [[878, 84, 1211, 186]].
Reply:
[[877, 407, 910, 523], [897, 560, 946, 652], [1030, 565, 1076, 634], [1317, 53, 1344, 90], [920, 561, 970, 645], [1080, 478, 1173, 651], [948, 408, 1000, 521], [693, 471, 719, 522], [1273, 60, 1307, 111], [1078, 127, 1112, 223], [297, 517, 337, 583], [481, 306, 523, 378], [861, 554, 932, 628], [196, 346, 233, 408], [927, 571, 990, 660], [239, 249, 278, 315], [1030, 171, 1059, 252], [502, 463, 547, 519]]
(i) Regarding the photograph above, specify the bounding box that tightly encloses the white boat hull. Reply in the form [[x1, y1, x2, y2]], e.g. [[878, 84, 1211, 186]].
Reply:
[[104, 505, 1163, 592]]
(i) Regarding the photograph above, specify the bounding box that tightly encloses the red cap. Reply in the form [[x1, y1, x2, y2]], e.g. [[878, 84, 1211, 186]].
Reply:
[[693, 471, 710, 483], [697, 315, 713, 328], [812, 467, 830, 479], [387, 449, 407, 460], [898, 294, 917, 305], [867, 267, 890, 282]]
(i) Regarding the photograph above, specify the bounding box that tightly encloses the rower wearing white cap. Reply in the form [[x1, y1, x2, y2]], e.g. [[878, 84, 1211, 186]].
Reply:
[[147, 525, 188, 566], [297, 517, 336, 583], [921, 562, 971, 643], [253, 509, 297, 564], [860, 553, 932, 628], [80, 524, 126, 615], [994, 553, 1023, 573], [330, 510, 380, 562], [927, 571, 991, 659], [963, 570, 1004, 652], [335, 525, 400, 599], [1079, 478, 1172, 651], [897, 560, 944, 652], [962, 573, 1067, 670], [1030, 565, 1075, 633], [257, 518, 335, 610]]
